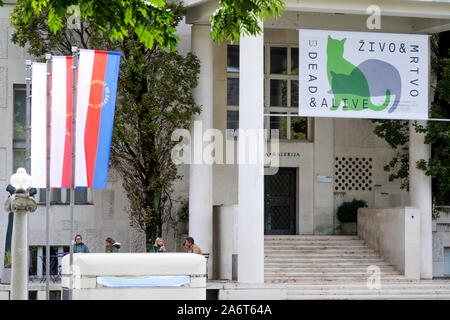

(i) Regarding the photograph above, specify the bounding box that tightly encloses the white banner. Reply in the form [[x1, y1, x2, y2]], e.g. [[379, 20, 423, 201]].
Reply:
[[298, 29, 429, 120]]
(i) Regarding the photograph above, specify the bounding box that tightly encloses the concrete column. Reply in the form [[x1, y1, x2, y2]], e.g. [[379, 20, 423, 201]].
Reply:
[[189, 24, 213, 276], [237, 26, 265, 283], [313, 118, 335, 234], [409, 120, 432, 279], [11, 210, 28, 300]]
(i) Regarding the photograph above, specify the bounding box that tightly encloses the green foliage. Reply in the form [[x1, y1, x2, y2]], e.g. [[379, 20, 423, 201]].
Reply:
[[10, 0, 286, 49], [11, 0, 181, 51], [371, 31, 450, 210], [170, 201, 189, 233], [210, 0, 285, 44], [4, 251, 11, 268], [336, 199, 368, 223], [177, 202, 189, 224], [371, 119, 410, 190]]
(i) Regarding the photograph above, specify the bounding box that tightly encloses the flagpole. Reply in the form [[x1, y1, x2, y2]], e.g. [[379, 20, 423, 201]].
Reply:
[[25, 60, 31, 280], [69, 46, 78, 300], [25, 60, 31, 174], [45, 53, 52, 300]]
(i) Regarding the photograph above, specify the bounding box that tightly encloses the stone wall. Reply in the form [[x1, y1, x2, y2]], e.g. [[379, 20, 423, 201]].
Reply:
[[433, 209, 450, 277], [358, 207, 421, 279]]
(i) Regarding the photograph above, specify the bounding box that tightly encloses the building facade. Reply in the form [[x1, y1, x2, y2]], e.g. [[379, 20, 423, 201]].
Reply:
[[0, 0, 450, 292]]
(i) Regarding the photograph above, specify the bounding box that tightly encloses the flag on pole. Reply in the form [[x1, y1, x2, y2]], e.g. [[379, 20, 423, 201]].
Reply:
[[30, 50, 120, 189], [30, 62, 47, 188], [51, 56, 74, 188], [75, 49, 121, 188]]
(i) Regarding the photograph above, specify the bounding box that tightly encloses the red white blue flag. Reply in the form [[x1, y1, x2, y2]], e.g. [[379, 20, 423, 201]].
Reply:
[[75, 49, 121, 188], [31, 50, 121, 189]]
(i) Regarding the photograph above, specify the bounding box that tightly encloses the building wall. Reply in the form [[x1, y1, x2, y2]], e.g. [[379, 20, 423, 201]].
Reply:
[[333, 118, 410, 233], [0, 4, 446, 279], [433, 210, 450, 277], [0, 3, 32, 278], [210, 28, 410, 235]]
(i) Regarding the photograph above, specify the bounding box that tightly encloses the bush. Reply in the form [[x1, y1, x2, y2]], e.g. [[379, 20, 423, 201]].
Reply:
[[337, 199, 368, 223]]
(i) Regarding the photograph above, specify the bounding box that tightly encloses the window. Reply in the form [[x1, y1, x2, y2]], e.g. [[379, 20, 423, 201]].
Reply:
[[227, 45, 240, 137], [38, 188, 91, 204], [13, 85, 26, 172], [445, 247, 450, 277], [226, 45, 309, 141], [264, 45, 307, 140], [29, 245, 70, 279]]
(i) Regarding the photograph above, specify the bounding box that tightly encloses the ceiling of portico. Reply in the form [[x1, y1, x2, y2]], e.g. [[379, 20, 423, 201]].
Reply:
[[264, 11, 450, 34], [185, 0, 450, 34]]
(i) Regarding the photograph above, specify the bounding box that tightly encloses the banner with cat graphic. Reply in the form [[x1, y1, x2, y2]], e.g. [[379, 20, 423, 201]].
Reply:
[[298, 29, 429, 120]]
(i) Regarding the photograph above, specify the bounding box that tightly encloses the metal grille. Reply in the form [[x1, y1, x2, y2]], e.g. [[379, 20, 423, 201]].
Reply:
[[334, 156, 373, 192], [271, 173, 290, 196], [271, 206, 291, 230]]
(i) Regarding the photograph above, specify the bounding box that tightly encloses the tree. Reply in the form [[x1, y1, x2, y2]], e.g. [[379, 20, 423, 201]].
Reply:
[[372, 31, 450, 214], [8, 0, 285, 49], [110, 40, 200, 247], [11, 1, 201, 249], [210, 0, 285, 44], [11, 0, 180, 51]]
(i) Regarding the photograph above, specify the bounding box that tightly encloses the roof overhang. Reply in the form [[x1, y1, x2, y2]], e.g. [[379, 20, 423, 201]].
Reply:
[[184, 0, 450, 34]]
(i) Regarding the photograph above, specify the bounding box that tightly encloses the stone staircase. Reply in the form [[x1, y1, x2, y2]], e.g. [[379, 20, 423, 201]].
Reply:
[[264, 235, 450, 299]]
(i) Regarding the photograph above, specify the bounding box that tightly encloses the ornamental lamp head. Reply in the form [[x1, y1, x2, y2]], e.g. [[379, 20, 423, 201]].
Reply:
[[10, 168, 32, 193]]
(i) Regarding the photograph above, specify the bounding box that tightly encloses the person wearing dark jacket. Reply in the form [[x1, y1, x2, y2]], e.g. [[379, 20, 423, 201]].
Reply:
[[73, 234, 89, 253], [105, 237, 120, 253], [152, 237, 166, 252]]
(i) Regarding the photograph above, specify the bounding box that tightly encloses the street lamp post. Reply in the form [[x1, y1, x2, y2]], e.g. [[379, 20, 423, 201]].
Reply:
[[4, 168, 37, 300]]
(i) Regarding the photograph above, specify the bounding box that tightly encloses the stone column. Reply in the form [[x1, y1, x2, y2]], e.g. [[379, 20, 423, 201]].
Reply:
[[313, 118, 335, 234], [409, 120, 432, 279], [189, 24, 213, 276], [11, 209, 28, 300], [237, 25, 265, 283], [5, 192, 37, 300]]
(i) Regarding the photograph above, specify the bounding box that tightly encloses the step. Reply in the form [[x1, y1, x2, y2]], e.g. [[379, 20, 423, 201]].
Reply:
[[264, 243, 368, 247], [286, 282, 450, 292], [264, 239, 366, 243], [264, 267, 398, 273], [287, 288, 450, 295], [264, 236, 360, 240], [264, 258, 387, 263], [265, 276, 405, 282], [265, 254, 382, 259], [265, 246, 376, 250], [265, 249, 377, 254], [265, 270, 401, 275], [269, 279, 425, 284], [287, 294, 450, 300], [264, 261, 392, 267], [264, 238, 365, 242], [265, 246, 370, 250]]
